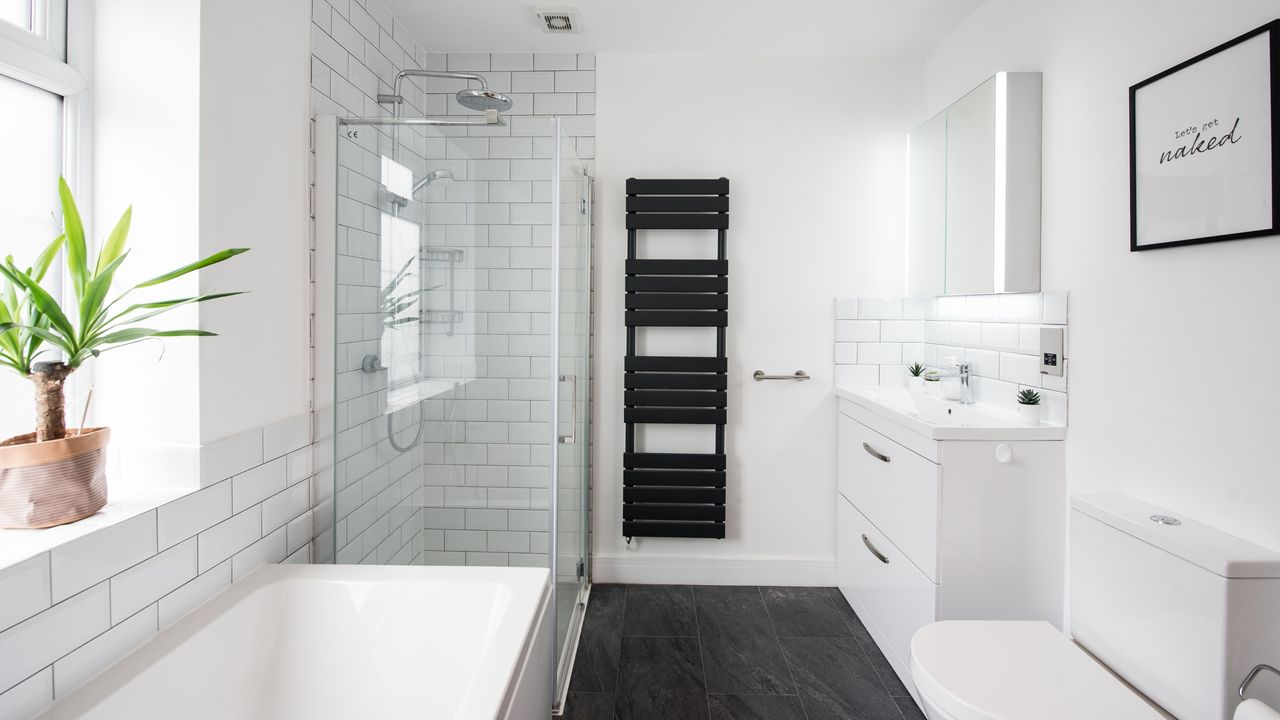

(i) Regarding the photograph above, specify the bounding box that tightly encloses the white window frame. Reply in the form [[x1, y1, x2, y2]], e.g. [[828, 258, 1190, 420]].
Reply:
[[0, 0, 93, 398]]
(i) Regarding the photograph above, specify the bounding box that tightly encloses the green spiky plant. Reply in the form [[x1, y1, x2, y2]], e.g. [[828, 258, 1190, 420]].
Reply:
[[1017, 388, 1041, 406], [907, 362, 926, 377], [0, 179, 247, 443]]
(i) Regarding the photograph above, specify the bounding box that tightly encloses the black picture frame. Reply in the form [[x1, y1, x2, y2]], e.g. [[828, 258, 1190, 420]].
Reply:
[[1129, 20, 1280, 251]]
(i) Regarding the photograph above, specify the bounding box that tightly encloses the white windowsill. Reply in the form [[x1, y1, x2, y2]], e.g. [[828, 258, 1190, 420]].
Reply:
[[0, 484, 189, 570]]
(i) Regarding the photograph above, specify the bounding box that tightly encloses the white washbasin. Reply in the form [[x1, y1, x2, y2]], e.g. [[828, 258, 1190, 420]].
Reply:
[[835, 385, 1066, 440], [38, 564, 553, 720]]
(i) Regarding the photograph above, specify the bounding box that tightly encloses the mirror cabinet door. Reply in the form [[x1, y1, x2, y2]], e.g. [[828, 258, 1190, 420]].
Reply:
[[944, 76, 997, 295], [907, 111, 947, 296]]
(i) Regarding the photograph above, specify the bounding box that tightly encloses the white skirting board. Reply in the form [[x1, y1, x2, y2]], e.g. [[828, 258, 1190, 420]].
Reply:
[[592, 553, 836, 586]]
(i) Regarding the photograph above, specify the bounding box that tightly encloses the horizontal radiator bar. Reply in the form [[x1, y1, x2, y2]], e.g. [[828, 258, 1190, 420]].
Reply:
[[623, 520, 726, 539], [624, 407, 727, 425], [626, 275, 728, 293], [626, 178, 730, 195], [625, 389, 727, 408], [625, 259, 728, 276], [626, 309, 728, 327], [624, 469, 727, 487], [624, 487, 726, 504], [624, 452, 727, 470], [626, 213, 729, 230], [625, 293, 729, 310], [626, 195, 729, 213]]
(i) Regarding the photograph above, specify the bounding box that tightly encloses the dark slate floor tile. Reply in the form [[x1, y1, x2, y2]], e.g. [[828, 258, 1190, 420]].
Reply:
[[863, 640, 912, 698], [895, 696, 928, 720], [622, 585, 697, 637], [694, 586, 796, 695], [763, 586, 853, 638], [822, 589, 913, 698], [826, 587, 877, 647], [781, 637, 904, 720], [571, 585, 625, 693], [563, 692, 616, 720], [707, 694, 808, 720], [614, 636, 708, 720]]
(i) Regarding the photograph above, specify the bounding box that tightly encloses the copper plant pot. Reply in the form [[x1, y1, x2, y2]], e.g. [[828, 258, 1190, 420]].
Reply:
[[0, 427, 109, 529]]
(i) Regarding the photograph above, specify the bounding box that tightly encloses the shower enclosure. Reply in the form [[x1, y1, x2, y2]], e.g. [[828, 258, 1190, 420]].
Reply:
[[312, 82, 592, 710]]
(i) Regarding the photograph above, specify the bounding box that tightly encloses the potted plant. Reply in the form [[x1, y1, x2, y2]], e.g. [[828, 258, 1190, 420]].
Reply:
[[906, 362, 926, 392], [0, 179, 246, 528], [1017, 388, 1042, 425], [922, 369, 942, 395]]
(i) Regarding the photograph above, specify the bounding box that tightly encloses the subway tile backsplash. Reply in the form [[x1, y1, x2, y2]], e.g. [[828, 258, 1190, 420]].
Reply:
[[835, 293, 1069, 423]]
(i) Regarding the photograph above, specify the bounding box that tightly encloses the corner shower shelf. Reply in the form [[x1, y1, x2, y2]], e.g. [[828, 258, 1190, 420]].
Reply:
[[623, 178, 730, 541]]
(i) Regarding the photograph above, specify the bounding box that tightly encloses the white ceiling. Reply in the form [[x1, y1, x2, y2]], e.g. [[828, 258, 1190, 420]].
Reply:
[[382, 0, 985, 58]]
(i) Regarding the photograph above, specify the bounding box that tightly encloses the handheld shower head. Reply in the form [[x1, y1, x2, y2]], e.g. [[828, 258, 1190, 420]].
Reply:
[[456, 87, 513, 113], [411, 169, 454, 196]]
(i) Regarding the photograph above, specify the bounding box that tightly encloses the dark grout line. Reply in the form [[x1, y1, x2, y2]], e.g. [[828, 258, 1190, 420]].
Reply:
[[692, 585, 712, 720], [759, 586, 812, 720]]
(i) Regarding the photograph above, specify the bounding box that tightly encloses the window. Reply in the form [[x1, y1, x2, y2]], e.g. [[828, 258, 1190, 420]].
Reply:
[[0, 0, 86, 440], [0, 1, 31, 30]]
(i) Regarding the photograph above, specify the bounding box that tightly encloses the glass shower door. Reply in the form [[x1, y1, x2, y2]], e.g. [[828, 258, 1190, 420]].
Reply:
[[552, 118, 592, 708]]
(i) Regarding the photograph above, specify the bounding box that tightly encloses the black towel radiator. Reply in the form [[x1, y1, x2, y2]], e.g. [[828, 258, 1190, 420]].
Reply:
[[623, 178, 729, 540]]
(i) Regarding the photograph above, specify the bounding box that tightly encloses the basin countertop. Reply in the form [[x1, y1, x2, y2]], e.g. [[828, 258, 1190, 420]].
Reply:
[[835, 385, 1067, 441]]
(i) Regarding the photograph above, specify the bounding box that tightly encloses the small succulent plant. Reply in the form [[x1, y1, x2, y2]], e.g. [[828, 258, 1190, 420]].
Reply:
[[907, 362, 926, 377], [1017, 388, 1041, 406]]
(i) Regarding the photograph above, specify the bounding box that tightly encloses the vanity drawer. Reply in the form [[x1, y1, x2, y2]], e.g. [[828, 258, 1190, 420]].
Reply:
[[837, 496, 938, 681], [838, 414, 940, 580]]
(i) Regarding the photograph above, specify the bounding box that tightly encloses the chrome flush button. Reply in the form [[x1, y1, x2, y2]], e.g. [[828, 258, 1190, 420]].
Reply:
[[1150, 514, 1182, 526]]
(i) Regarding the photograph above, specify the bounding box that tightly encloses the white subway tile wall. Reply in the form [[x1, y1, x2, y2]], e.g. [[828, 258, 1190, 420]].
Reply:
[[314, 0, 595, 573], [0, 414, 315, 714], [408, 51, 594, 576], [834, 293, 1069, 423]]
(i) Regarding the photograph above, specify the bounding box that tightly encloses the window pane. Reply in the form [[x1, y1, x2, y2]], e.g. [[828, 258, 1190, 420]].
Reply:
[[0, 73, 62, 440], [0, 0, 31, 31]]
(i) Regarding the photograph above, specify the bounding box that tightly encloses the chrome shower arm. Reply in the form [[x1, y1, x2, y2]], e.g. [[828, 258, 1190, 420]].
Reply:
[[380, 69, 488, 104]]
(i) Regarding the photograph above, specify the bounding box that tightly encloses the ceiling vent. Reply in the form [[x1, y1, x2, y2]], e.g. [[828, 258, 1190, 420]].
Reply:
[[536, 8, 579, 33]]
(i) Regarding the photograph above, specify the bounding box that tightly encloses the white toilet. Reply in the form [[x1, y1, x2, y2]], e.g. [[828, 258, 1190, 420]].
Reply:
[[909, 495, 1280, 720]]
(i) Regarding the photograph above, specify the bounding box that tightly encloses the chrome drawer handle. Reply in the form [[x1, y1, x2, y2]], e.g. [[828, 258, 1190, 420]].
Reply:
[[862, 442, 890, 463], [862, 534, 890, 564]]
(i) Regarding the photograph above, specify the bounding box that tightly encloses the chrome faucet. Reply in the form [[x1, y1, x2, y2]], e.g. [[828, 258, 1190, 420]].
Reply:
[[934, 361, 975, 404]]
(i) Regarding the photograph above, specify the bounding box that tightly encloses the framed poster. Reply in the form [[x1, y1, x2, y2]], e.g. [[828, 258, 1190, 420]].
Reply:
[[1130, 20, 1279, 251]]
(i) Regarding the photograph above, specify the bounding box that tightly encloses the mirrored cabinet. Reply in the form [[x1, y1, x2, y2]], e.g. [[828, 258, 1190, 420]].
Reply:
[[907, 72, 1043, 296]]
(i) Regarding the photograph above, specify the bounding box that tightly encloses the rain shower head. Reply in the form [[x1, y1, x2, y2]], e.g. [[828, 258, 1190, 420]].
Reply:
[[378, 70, 514, 116], [411, 169, 454, 196], [456, 87, 514, 113]]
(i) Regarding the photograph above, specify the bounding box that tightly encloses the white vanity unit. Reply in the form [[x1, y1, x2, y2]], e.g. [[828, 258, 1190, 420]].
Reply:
[[834, 385, 1065, 702]]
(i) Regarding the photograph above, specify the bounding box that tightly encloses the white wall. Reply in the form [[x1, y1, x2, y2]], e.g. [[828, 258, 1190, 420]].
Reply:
[[92, 0, 203, 451], [593, 54, 924, 583], [93, 0, 312, 457], [198, 0, 312, 444], [926, 0, 1280, 551]]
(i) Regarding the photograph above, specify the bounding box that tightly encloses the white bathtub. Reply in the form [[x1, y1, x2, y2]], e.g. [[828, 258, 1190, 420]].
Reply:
[[38, 564, 553, 720]]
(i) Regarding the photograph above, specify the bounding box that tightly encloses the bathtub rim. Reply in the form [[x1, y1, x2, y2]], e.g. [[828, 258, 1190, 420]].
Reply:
[[37, 563, 553, 720]]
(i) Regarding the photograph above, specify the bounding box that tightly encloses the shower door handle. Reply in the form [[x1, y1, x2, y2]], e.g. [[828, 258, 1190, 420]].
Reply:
[[558, 374, 577, 444]]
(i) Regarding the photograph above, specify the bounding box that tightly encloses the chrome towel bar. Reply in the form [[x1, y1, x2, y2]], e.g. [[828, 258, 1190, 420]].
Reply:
[[753, 370, 810, 381]]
